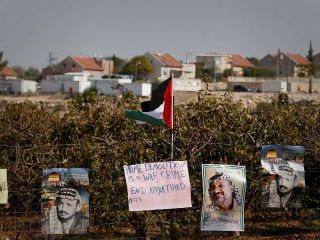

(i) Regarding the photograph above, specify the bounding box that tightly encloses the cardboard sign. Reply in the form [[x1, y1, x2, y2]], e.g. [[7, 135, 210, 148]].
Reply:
[[124, 161, 192, 211]]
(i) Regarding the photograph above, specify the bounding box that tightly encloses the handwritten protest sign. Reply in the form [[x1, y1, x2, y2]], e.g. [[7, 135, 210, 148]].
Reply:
[[0, 169, 8, 204], [124, 161, 192, 211]]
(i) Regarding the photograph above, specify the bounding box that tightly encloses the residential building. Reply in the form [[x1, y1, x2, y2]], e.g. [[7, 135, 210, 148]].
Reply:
[[144, 52, 196, 80], [196, 53, 231, 74], [196, 53, 253, 76], [41, 72, 92, 93], [313, 52, 320, 77], [258, 52, 310, 77], [0, 79, 37, 93], [231, 54, 254, 76], [174, 78, 202, 92], [180, 63, 196, 79], [42, 56, 113, 79], [0, 66, 18, 80], [41, 72, 151, 96], [144, 52, 201, 92]]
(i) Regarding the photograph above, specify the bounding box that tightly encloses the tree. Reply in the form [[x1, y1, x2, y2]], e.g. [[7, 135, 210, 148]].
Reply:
[[0, 51, 8, 71], [122, 56, 153, 80], [25, 67, 41, 81], [12, 65, 25, 79], [302, 64, 315, 77], [223, 68, 233, 78], [243, 67, 254, 77], [195, 62, 205, 79], [106, 54, 127, 74], [306, 41, 314, 63], [246, 57, 259, 66], [12, 66, 41, 81], [195, 62, 217, 81], [243, 67, 276, 78]]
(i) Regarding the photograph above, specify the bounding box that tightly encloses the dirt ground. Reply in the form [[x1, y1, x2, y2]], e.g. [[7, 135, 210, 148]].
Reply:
[[1, 91, 319, 109], [175, 91, 320, 108]]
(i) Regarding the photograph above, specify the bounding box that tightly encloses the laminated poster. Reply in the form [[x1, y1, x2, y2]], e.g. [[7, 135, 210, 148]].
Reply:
[[41, 168, 89, 234], [201, 164, 246, 231], [261, 145, 305, 208], [0, 169, 8, 204]]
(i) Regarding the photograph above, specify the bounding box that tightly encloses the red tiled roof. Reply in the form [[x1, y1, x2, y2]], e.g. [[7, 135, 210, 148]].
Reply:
[[72, 56, 103, 71], [286, 53, 310, 65], [150, 52, 182, 68], [231, 54, 254, 68], [0, 66, 18, 76]]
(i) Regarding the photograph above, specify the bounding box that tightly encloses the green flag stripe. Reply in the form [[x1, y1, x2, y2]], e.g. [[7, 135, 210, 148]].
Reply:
[[125, 110, 166, 127]]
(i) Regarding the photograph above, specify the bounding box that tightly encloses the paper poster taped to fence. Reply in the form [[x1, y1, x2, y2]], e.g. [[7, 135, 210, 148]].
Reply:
[[0, 169, 8, 204], [261, 145, 305, 208], [201, 164, 246, 232], [41, 168, 89, 234], [124, 161, 192, 211]]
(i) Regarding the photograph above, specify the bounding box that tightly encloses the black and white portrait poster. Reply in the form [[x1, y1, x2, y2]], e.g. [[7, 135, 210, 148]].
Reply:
[[201, 164, 246, 231], [0, 169, 8, 204], [41, 168, 89, 234], [261, 145, 305, 208]]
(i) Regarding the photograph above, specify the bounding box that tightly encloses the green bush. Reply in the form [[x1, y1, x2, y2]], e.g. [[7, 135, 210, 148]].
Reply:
[[0, 92, 319, 238]]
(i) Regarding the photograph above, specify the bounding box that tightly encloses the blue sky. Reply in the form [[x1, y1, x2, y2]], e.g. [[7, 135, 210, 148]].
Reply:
[[0, 0, 319, 68]]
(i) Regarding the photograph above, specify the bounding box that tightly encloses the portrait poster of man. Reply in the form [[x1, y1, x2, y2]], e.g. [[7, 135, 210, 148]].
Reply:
[[0, 169, 8, 204], [261, 145, 305, 208], [201, 164, 246, 232], [41, 168, 89, 234]]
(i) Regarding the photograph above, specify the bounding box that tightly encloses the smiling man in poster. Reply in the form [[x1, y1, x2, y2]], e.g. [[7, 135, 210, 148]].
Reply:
[[208, 172, 241, 212], [201, 164, 246, 232]]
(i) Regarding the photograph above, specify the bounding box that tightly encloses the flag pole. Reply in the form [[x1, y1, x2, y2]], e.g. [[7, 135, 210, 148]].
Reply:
[[169, 75, 174, 240], [170, 75, 174, 161]]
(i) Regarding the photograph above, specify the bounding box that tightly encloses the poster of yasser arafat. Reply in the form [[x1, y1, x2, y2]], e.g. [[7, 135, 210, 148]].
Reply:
[[201, 164, 246, 232], [261, 145, 305, 208], [0, 169, 8, 204], [41, 168, 89, 234]]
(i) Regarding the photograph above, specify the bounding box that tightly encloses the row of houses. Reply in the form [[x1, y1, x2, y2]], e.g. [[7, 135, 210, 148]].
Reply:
[[2, 50, 320, 82], [40, 52, 197, 81], [1, 49, 320, 94], [196, 51, 319, 78], [0, 51, 201, 95]]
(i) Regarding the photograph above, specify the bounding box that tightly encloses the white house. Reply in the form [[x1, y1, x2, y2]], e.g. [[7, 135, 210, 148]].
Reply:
[[0, 79, 37, 93], [144, 52, 201, 92], [92, 79, 151, 97], [173, 78, 202, 92], [196, 53, 231, 73], [144, 52, 197, 80], [41, 72, 151, 96], [92, 74, 133, 84], [41, 72, 91, 93], [196, 53, 254, 76]]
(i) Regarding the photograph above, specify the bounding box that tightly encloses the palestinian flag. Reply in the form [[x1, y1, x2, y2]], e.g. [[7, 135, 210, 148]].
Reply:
[[125, 77, 173, 129]]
